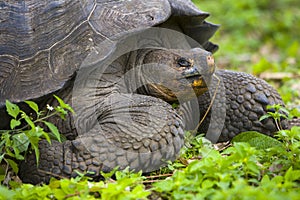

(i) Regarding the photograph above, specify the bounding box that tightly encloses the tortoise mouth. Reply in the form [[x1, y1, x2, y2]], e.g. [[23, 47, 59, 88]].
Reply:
[[185, 75, 207, 88], [145, 74, 209, 103], [178, 73, 209, 91], [186, 75, 209, 95]]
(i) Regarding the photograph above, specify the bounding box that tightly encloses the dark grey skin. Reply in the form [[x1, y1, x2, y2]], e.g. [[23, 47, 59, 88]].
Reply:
[[197, 70, 289, 142], [0, 0, 288, 184], [18, 47, 215, 183], [17, 48, 288, 184]]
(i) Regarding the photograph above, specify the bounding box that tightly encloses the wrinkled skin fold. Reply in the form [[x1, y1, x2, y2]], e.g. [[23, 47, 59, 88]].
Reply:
[[18, 48, 288, 184], [18, 48, 215, 184]]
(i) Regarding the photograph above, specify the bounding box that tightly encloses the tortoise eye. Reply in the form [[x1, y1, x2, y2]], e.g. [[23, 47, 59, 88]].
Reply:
[[177, 57, 191, 67]]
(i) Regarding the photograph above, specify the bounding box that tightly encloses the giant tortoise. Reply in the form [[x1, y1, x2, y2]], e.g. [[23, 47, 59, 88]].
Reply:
[[0, 0, 287, 184]]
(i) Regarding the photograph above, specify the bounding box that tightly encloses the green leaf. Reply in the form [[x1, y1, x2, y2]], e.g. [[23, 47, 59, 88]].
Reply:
[[0, 175, 4, 183], [5, 100, 20, 119], [54, 106, 68, 120], [247, 162, 260, 175], [11, 146, 24, 160], [232, 131, 284, 150], [32, 142, 40, 165], [42, 131, 51, 145], [261, 175, 270, 185], [289, 108, 300, 118], [279, 106, 289, 115], [12, 133, 30, 153], [26, 132, 40, 164], [101, 167, 119, 180], [252, 58, 271, 74], [0, 186, 15, 199], [24, 100, 39, 114], [5, 158, 19, 173], [10, 119, 21, 129], [54, 95, 74, 113], [43, 121, 61, 142], [22, 113, 35, 129], [284, 167, 300, 182], [154, 179, 174, 192], [259, 114, 271, 121], [291, 126, 300, 136]]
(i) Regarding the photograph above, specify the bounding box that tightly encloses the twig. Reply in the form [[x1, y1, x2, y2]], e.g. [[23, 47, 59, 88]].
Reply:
[[193, 74, 221, 134]]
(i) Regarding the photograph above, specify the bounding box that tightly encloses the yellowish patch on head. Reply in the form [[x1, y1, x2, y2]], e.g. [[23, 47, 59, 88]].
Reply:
[[192, 79, 204, 87]]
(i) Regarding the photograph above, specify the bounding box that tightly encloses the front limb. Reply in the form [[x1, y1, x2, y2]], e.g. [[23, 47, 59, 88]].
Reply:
[[18, 92, 184, 184]]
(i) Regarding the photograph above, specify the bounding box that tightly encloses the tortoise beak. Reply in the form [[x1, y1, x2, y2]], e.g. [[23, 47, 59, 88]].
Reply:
[[182, 55, 215, 84], [182, 55, 215, 77]]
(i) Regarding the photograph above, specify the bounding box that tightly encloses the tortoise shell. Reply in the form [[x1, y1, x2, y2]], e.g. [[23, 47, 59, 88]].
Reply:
[[0, 0, 218, 106]]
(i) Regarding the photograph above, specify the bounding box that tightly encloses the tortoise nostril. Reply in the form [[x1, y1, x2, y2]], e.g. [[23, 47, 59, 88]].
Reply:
[[207, 55, 214, 66]]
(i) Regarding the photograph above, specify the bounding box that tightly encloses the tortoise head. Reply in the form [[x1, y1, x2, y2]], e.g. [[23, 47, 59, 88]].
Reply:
[[132, 48, 215, 103]]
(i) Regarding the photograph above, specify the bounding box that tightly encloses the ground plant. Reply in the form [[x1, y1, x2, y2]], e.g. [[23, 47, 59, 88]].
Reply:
[[0, 0, 299, 199]]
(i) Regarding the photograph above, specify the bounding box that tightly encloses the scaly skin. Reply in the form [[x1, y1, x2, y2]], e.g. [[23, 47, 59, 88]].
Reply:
[[19, 94, 184, 184], [17, 49, 290, 184], [197, 70, 289, 142], [18, 48, 214, 184]]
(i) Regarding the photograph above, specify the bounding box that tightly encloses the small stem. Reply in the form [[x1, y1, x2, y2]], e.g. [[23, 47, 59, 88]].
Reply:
[[145, 173, 173, 179], [278, 119, 283, 130], [274, 119, 281, 131], [0, 111, 60, 136], [193, 74, 221, 135], [34, 111, 59, 123]]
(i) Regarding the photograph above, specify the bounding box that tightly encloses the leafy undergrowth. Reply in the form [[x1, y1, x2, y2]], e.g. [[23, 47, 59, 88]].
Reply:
[[1, 1, 299, 199], [1, 99, 299, 199], [154, 129, 300, 200], [0, 127, 299, 200], [0, 96, 71, 185]]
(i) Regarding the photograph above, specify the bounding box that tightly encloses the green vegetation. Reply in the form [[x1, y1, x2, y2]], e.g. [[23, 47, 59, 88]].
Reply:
[[0, 96, 72, 184], [0, 129, 299, 199], [0, 169, 150, 200], [0, 0, 300, 199], [154, 131, 300, 200], [0, 100, 299, 199]]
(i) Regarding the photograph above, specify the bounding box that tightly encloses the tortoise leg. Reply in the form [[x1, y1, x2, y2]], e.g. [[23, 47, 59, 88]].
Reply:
[[18, 93, 184, 184], [197, 69, 289, 142]]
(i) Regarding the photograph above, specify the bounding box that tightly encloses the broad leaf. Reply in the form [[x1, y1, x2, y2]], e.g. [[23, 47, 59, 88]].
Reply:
[[232, 131, 284, 150], [284, 167, 300, 182], [54, 95, 74, 113], [12, 146, 24, 160], [12, 133, 29, 153], [259, 114, 271, 121], [43, 121, 61, 142], [24, 100, 39, 114], [5, 158, 19, 173], [5, 100, 20, 119], [29, 137, 40, 165], [22, 114, 35, 129], [10, 119, 21, 129]]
